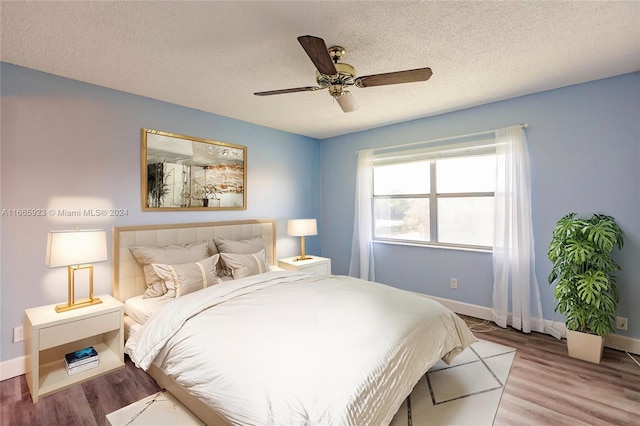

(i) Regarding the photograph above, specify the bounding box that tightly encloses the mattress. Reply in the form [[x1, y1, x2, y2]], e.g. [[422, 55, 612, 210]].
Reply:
[[124, 294, 171, 325], [124, 314, 142, 340]]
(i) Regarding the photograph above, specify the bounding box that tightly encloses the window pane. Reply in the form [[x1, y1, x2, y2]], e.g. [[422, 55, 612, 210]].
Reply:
[[436, 155, 496, 193], [373, 161, 430, 195], [438, 197, 494, 246], [374, 198, 430, 241]]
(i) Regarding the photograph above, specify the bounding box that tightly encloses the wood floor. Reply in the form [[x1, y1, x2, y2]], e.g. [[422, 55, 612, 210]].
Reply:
[[0, 359, 162, 426], [462, 316, 640, 426], [1, 317, 638, 425]]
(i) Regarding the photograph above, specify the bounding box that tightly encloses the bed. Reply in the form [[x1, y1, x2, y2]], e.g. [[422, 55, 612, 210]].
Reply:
[[113, 219, 476, 425]]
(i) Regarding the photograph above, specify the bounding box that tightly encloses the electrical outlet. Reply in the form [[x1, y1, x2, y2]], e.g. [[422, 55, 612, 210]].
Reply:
[[13, 326, 24, 343], [450, 278, 458, 289], [616, 316, 628, 331]]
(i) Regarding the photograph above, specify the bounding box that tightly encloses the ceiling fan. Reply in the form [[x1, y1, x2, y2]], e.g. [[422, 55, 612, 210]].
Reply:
[[254, 35, 433, 113]]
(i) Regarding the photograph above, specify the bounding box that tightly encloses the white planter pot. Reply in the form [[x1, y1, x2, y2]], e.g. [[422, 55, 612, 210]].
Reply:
[[566, 329, 604, 363]]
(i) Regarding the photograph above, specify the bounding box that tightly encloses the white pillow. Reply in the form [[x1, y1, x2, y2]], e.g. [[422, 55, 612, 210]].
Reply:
[[152, 254, 220, 298], [129, 241, 210, 298], [214, 236, 266, 276], [219, 249, 268, 279]]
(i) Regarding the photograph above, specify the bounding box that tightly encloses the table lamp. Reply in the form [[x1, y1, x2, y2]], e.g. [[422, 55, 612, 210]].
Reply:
[[287, 219, 317, 261], [45, 229, 108, 313]]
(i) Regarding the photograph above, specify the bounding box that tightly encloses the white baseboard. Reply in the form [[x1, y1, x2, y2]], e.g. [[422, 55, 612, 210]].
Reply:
[[424, 294, 639, 355], [606, 333, 640, 355], [0, 355, 25, 381], [426, 295, 494, 321]]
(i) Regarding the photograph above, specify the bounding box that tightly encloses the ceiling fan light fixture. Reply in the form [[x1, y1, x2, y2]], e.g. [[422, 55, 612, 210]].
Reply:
[[329, 84, 343, 97]]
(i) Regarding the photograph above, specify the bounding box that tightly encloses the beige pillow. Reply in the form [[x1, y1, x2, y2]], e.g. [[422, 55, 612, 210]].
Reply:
[[213, 236, 266, 275], [220, 249, 268, 279], [152, 254, 220, 298], [129, 241, 210, 298]]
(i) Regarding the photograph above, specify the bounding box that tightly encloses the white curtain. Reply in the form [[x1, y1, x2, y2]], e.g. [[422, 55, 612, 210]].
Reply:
[[349, 149, 375, 281], [492, 125, 544, 333]]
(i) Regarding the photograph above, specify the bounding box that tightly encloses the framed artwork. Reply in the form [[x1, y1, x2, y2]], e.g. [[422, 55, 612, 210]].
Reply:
[[141, 128, 247, 211]]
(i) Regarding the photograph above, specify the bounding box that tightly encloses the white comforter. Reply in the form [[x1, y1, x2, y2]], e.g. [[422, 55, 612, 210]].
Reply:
[[125, 271, 476, 426]]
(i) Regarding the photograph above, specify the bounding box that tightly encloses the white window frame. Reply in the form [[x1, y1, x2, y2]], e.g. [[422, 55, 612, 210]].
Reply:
[[372, 139, 496, 251]]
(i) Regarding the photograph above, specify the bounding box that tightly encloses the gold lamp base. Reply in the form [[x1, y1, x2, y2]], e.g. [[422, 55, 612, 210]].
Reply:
[[295, 236, 313, 262], [55, 264, 101, 313], [55, 297, 103, 313]]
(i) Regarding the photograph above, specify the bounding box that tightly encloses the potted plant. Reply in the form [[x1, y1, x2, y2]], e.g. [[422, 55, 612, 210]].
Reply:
[[547, 213, 624, 363]]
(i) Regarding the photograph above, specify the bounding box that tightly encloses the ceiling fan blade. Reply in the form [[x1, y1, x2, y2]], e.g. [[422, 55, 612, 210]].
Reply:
[[254, 86, 321, 96], [297, 35, 337, 76], [355, 67, 433, 88], [334, 91, 359, 113]]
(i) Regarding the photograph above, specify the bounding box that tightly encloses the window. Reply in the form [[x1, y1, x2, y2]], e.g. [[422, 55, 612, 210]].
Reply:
[[373, 142, 496, 249]]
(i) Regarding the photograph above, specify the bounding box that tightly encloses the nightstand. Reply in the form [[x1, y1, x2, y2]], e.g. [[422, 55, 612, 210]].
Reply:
[[278, 256, 331, 276], [25, 294, 124, 402]]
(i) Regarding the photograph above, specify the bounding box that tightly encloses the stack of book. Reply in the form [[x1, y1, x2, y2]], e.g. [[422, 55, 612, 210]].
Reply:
[[64, 346, 99, 375]]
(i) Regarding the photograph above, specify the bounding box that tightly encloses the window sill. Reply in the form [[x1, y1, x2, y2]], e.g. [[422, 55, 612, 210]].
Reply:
[[372, 239, 492, 254]]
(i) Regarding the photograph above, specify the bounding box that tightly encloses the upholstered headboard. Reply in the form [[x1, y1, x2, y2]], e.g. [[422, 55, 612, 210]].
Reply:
[[112, 219, 276, 302]]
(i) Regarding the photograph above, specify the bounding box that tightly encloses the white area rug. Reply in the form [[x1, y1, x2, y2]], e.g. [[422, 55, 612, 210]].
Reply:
[[390, 339, 516, 426]]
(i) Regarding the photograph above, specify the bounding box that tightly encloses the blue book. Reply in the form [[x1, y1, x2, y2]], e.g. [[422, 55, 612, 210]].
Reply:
[[65, 358, 99, 375], [64, 346, 98, 365]]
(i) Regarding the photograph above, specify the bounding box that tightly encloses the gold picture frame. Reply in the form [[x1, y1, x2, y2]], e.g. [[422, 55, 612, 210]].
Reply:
[[141, 128, 247, 211]]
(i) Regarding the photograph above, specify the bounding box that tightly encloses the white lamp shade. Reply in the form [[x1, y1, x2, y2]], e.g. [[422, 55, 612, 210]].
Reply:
[[45, 229, 108, 267], [287, 219, 318, 237]]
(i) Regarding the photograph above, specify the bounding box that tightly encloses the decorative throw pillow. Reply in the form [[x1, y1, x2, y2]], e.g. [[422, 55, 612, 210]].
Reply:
[[213, 236, 266, 275], [129, 241, 210, 298], [220, 249, 268, 279], [152, 254, 220, 298]]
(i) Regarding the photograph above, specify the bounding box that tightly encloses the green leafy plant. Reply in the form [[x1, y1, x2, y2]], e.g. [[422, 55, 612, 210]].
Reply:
[[147, 162, 172, 208], [547, 213, 624, 337]]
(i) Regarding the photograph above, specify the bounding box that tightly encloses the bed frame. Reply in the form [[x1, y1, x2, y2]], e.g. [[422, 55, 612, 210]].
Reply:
[[112, 219, 276, 425]]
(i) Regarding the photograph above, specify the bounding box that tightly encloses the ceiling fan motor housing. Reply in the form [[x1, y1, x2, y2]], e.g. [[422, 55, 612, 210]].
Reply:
[[316, 62, 356, 89]]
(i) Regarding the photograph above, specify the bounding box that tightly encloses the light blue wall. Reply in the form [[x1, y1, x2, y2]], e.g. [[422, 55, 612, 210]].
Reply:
[[0, 63, 322, 362], [2, 64, 638, 364], [321, 72, 640, 340]]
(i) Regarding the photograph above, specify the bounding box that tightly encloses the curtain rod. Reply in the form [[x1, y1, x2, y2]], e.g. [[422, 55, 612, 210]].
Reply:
[[356, 123, 528, 153]]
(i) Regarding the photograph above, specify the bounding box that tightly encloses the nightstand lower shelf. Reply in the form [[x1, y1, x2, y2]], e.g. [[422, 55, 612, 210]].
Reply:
[[37, 342, 123, 398]]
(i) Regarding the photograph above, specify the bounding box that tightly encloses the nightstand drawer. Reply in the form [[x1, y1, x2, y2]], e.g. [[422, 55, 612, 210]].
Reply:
[[39, 310, 121, 350], [301, 263, 330, 275]]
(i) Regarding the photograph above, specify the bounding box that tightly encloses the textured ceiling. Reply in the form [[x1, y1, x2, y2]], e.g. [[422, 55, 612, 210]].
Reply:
[[2, 1, 639, 139]]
